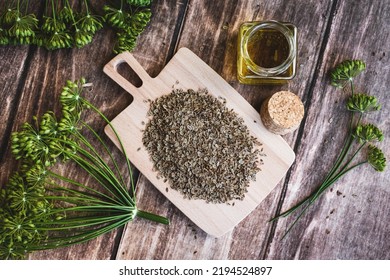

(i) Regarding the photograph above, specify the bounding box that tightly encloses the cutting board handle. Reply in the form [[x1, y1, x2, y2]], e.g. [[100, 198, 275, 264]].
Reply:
[[103, 52, 151, 102]]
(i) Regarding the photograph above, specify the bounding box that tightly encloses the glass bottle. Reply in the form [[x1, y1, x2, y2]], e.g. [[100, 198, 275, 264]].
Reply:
[[237, 20, 297, 85]]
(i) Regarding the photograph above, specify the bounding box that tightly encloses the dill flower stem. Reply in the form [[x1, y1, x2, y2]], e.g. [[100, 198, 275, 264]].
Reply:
[[43, 192, 118, 207], [78, 121, 128, 194], [319, 81, 357, 190], [270, 194, 312, 221], [74, 133, 133, 204], [46, 133, 132, 205], [136, 209, 170, 225], [273, 141, 367, 223], [280, 161, 366, 239], [270, 60, 386, 240], [82, 99, 137, 201], [64, 120, 133, 204], [65, 0, 78, 26], [36, 212, 133, 231], [280, 200, 312, 239], [29, 217, 131, 251], [47, 171, 123, 205], [350, 79, 354, 95], [68, 151, 134, 206], [307, 143, 366, 205], [83, 0, 90, 15], [270, 142, 367, 224], [334, 142, 366, 177], [271, 136, 356, 221], [1, 78, 169, 259], [74, 130, 115, 171], [24, 0, 29, 14], [51, 0, 56, 28], [322, 134, 353, 187]]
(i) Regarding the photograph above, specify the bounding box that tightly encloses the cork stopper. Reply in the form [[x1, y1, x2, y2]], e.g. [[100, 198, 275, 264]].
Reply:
[[260, 91, 304, 135]]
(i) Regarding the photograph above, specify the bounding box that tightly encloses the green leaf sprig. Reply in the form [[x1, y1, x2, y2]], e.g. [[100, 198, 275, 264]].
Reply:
[[271, 60, 387, 239], [0, 0, 152, 53], [0, 78, 169, 260]]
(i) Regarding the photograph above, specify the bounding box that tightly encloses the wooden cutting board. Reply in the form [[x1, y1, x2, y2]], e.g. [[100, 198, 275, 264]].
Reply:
[[103, 48, 295, 237]]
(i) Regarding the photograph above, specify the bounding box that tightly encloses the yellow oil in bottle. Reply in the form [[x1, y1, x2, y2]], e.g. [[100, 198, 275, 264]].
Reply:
[[247, 29, 289, 68], [237, 21, 297, 85]]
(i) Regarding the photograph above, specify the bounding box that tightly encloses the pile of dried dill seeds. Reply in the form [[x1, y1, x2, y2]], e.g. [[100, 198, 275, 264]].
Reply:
[[142, 88, 264, 204]]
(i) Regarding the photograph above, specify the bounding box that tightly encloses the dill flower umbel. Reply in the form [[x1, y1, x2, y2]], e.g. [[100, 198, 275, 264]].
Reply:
[[0, 0, 153, 52], [1, 78, 168, 260], [271, 59, 386, 238]]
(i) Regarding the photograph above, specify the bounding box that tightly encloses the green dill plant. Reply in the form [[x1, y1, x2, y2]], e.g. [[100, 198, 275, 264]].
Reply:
[[39, 0, 103, 50], [0, 78, 169, 260], [0, 0, 152, 52], [271, 60, 387, 238], [1, 0, 39, 45], [103, 0, 152, 54]]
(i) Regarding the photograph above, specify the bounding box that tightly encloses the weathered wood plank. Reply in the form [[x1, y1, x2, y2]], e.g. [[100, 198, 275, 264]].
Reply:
[[0, 47, 32, 186], [18, 33, 130, 260], [2, 0, 388, 260], [0, 0, 44, 198], [23, 0, 189, 259], [116, 0, 334, 260], [0, 0, 177, 260], [267, 0, 390, 259]]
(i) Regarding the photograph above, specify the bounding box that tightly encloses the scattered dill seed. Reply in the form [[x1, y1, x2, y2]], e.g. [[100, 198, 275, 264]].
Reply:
[[142, 88, 264, 203], [137, 147, 141, 151]]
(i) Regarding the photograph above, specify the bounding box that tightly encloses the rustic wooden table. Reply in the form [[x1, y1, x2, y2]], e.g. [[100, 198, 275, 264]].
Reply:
[[1, 0, 389, 260]]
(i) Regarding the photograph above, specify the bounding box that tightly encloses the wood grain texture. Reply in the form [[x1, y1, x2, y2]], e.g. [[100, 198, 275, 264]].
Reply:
[[19, 33, 131, 261], [0, 0, 191, 260], [0, 0, 44, 200], [0, 0, 389, 260], [115, 0, 336, 260], [267, 0, 390, 259]]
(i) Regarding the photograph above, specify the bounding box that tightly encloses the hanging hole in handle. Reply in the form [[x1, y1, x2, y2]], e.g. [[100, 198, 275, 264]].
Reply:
[[117, 62, 143, 88]]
